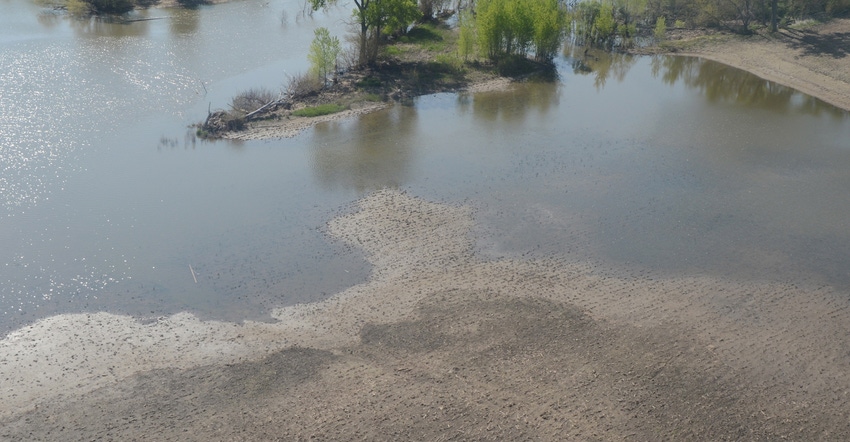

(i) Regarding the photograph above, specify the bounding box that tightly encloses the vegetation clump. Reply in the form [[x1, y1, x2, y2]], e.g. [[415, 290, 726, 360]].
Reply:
[[66, 0, 134, 14], [291, 104, 348, 117]]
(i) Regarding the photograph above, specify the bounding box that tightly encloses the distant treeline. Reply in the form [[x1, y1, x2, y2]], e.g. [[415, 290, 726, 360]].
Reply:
[[59, 0, 848, 50], [568, 0, 850, 44], [63, 0, 207, 15]]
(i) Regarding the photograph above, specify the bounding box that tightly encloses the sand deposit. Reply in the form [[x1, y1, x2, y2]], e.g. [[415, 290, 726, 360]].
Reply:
[[2, 189, 850, 440]]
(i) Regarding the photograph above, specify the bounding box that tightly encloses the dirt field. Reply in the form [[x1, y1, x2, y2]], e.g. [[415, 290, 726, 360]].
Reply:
[[661, 18, 850, 112], [3, 189, 850, 440]]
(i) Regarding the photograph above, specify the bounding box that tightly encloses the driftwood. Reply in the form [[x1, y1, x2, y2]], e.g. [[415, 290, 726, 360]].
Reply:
[[244, 96, 280, 120]]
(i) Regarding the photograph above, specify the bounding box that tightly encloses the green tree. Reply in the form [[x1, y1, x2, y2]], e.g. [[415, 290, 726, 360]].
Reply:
[[593, 2, 616, 46], [474, 0, 565, 61], [530, 0, 566, 61], [367, 0, 420, 38], [308, 27, 342, 83], [457, 9, 476, 60], [312, 0, 419, 66]]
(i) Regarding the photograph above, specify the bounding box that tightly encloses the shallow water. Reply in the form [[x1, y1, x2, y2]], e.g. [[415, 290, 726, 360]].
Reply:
[[2, 1, 850, 335]]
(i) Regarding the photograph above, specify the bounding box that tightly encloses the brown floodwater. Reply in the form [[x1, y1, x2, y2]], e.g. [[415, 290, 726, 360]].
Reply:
[[2, 1, 849, 335]]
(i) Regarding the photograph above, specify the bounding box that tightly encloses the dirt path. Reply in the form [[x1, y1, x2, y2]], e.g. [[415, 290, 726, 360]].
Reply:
[[3, 189, 850, 440], [664, 19, 850, 112]]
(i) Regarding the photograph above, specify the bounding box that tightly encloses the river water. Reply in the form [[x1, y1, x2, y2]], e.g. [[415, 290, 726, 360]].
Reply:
[[2, 0, 849, 335]]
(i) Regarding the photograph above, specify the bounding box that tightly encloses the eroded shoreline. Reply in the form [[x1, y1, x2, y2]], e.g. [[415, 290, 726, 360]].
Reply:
[[3, 189, 850, 439]]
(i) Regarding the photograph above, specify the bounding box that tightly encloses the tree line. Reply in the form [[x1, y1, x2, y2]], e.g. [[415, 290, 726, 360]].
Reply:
[[312, 0, 848, 70], [570, 0, 849, 47], [61, 0, 848, 58]]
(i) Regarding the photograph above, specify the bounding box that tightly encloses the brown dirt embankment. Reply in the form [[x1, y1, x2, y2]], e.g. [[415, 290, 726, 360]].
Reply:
[[3, 189, 850, 440], [647, 19, 850, 112]]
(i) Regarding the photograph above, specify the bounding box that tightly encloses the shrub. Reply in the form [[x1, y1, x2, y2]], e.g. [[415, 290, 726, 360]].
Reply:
[[229, 88, 276, 115], [654, 16, 667, 40], [286, 72, 323, 98]]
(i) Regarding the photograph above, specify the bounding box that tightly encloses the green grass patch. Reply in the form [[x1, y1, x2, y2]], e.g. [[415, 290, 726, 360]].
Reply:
[[659, 33, 735, 52], [399, 23, 452, 52], [384, 45, 406, 57], [400, 25, 443, 44], [291, 103, 347, 117], [363, 93, 383, 102], [433, 54, 465, 73]]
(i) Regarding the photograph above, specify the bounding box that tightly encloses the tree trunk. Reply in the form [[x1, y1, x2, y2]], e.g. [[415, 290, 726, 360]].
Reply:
[[770, 0, 778, 32]]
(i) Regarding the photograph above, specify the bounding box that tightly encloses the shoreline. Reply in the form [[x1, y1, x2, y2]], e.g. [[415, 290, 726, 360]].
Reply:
[[220, 76, 516, 141], [645, 19, 850, 112], [217, 19, 850, 142], [3, 189, 850, 439]]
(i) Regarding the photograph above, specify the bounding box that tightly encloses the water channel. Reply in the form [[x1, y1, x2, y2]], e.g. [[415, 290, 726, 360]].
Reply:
[[2, 0, 850, 336]]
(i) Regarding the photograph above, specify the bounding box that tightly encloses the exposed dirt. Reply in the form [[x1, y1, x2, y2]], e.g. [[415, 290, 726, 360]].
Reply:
[[642, 19, 850, 112], [3, 189, 850, 440]]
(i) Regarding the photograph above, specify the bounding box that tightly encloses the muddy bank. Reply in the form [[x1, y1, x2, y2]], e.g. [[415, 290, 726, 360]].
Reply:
[[3, 189, 850, 440], [653, 19, 850, 112]]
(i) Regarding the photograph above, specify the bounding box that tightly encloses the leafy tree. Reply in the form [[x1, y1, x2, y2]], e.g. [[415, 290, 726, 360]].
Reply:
[[530, 0, 566, 61], [367, 0, 420, 38], [308, 27, 342, 84], [593, 2, 616, 46], [311, 0, 419, 66], [474, 0, 565, 61]]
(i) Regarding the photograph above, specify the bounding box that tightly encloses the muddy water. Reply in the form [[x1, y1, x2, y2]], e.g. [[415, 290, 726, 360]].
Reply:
[[2, 3, 850, 335]]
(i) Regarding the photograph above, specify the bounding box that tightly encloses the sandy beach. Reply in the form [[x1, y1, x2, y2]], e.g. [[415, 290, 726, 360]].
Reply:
[[2, 19, 850, 441]]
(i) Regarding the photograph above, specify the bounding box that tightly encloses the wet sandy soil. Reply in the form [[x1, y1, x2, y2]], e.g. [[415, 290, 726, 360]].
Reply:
[[2, 189, 849, 440]]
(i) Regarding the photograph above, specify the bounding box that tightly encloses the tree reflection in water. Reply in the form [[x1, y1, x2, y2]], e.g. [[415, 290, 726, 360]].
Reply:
[[566, 45, 638, 90], [650, 55, 846, 117], [309, 104, 418, 192], [456, 74, 561, 127]]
